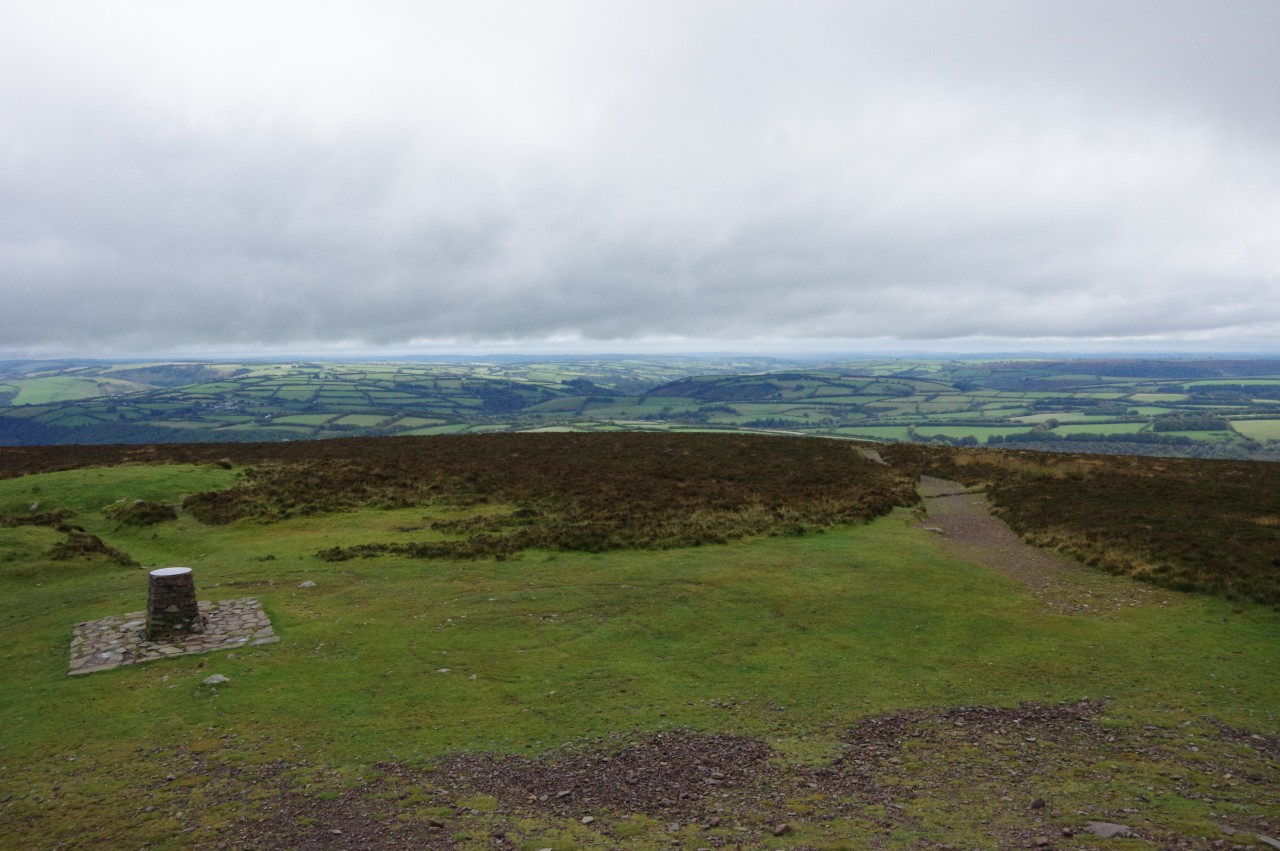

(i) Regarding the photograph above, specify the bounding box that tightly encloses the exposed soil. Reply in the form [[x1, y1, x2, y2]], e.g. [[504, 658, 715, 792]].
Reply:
[[206, 701, 1279, 850], [916, 476, 1176, 615]]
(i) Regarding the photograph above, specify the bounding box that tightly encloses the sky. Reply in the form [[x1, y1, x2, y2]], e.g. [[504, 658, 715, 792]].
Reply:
[[2, 0, 1279, 358]]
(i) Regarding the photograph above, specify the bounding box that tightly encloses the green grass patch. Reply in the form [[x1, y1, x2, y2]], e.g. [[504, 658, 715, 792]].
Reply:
[[332, 415, 390, 427], [1159, 430, 1239, 441], [1052, 422, 1150, 435], [404, 424, 471, 435], [0, 482, 1276, 847], [10, 377, 138, 405], [914, 426, 1032, 440], [0, 464, 240, 517], [1230, 419, 1280, 441], [389, 417, 446, 428], [271, 414, 335, 426], [1131, 393, 1190, 403], [833, 426, 914, 441]]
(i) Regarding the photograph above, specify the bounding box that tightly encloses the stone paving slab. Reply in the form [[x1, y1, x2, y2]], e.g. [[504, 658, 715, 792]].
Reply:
[[69, 597, 278, 676]]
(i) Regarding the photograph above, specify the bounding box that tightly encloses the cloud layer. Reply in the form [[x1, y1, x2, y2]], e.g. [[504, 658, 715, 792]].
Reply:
[[3, 0, 1279, 355]]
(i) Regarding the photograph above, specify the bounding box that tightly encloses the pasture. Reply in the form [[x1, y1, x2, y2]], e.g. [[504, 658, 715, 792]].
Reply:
[[3, 358, 1280, 460]]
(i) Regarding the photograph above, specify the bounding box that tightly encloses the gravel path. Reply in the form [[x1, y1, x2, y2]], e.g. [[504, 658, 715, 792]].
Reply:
[[916, 475, 1175, 614]]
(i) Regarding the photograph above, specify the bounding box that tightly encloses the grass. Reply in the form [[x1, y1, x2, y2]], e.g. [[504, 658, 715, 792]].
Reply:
[[0, 440, 1274, 844], [0, 463, 239, 517], [913, 425, 1032, 440], [1051, 422, 1150, 435], [833, 426, 914, 441], [0, 452, 1276, 848], [10, 377, 129, 405], [1232, 419, 1280, 441], [7, 358, 1280, 460]]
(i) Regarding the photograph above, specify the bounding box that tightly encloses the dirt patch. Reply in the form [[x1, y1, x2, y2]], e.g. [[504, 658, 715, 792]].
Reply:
[[433, 731, 774, 820], [205, 703, 1279, 850], [917, 476, 1175, 614]]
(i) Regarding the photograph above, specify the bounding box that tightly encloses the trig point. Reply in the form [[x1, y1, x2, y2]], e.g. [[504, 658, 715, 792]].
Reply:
[[145, 566, 205, 640]]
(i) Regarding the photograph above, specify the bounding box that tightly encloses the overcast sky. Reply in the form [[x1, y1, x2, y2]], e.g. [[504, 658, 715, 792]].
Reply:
[[2, 1, 1278, 357]]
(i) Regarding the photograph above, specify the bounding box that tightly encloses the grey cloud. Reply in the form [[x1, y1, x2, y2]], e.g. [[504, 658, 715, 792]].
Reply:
[[1, 1, 1278, 355]]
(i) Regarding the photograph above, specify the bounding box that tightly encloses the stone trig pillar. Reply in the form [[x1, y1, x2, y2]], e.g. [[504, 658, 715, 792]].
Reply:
[[145, 567, 204, 640]]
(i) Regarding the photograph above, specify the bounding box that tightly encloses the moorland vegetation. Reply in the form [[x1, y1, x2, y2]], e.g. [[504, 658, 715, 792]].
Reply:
[[0, 433, 1276, 848], [883, 444, 1280, 607]]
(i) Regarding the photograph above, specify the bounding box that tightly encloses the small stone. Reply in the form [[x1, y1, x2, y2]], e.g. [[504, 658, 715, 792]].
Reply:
[[1033, 838, 1052, 848], [1085, 822, 1130, 839], [1030, 797, 1046, 809], [437, 668, 451, 673], [1061, 828, 1074, 838], [772, 823, 792, 836], [581, 816, 594, 824], [202, 674, 230, 686], [299, 581, 317, 588], [556, 790, 571, 799], [427, 819, 444, 829]]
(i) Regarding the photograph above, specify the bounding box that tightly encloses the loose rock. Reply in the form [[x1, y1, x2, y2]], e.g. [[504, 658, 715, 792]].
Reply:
[[202, 674, 230, 686], [1085, 822, 1130, 838]]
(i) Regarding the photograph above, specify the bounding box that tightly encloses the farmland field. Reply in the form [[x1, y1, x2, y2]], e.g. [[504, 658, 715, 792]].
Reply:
[[2, 357, 1280, 459], [913, 425, 1032, 440], [1051, 422, 1149, 435], [1231, 419, 1280, 441]]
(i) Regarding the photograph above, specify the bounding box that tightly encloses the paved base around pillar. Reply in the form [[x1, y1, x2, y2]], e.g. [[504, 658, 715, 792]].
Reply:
[[69, 598, 278, 676]]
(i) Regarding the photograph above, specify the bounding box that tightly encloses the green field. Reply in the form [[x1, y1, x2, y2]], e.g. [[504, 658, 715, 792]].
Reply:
[[1052, 422, 1150, 435], [4, 357, 1280, 459], [9, 376, 139, 405], [0, 441, 1276, 848], [331, 414, 389, 427], [1232, 419, 1280, 441], [832, 425, 915, 441], [913, 425, 1032, 440], [271, 414, 336, 426]]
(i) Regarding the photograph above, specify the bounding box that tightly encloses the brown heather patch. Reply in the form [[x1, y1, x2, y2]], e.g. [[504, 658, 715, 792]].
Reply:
[[172, 433, 918, 557], [885, 443, 1280, 606]]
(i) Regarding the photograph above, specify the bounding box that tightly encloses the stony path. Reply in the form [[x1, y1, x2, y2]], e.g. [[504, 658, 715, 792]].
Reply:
[[916, 475, 1174, 614]]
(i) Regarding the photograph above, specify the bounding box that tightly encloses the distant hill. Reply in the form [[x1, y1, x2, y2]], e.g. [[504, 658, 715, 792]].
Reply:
[[2, 357, 1280, 459]]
